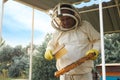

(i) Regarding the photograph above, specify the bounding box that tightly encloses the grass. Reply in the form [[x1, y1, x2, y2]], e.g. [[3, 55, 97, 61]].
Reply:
[[0, 75, 11, 80], [0, 75, 27, 80]]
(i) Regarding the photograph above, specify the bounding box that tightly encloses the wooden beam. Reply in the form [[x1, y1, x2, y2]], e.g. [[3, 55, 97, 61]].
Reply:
[[79, 4, 120, 14]]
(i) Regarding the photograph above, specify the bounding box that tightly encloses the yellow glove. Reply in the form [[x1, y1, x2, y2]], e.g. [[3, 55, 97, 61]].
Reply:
[[86, 49, 99, 60], [44, 50, 54, 60]]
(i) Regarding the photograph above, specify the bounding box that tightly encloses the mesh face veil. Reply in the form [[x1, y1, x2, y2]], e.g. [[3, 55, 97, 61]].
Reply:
[[51, 3, 81, 31]]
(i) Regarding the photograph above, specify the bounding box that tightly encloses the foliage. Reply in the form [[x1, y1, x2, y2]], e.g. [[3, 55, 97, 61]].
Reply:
[[8, 55, 29, 78], [96, 33, 120, 64], [0, 45, 29, 78], [0, 45, 13, 63]]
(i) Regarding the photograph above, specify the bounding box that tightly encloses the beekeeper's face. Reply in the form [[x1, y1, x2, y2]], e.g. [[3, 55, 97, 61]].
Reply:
[[58, 9, 76, 29]]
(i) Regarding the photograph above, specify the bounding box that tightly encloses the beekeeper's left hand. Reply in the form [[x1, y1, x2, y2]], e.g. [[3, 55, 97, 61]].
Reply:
[[86, 49, 99, 60]]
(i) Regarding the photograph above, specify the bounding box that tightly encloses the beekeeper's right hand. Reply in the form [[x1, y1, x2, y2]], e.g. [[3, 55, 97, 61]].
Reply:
[[44, 50, 54, 60]]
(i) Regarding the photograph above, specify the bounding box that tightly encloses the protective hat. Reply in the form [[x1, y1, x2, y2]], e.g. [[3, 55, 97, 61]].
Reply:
[[51, 3, 81, 31]]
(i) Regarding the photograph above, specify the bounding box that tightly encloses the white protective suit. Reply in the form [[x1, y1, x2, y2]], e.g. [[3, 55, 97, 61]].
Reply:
[[46, 20, 100, 80]]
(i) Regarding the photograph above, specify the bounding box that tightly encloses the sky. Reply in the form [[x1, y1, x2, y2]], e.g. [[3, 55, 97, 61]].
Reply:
[[1, 0, 54, 47], [0, 0, 111, 47]]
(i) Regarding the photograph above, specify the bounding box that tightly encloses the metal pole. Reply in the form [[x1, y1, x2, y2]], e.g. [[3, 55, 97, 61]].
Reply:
[[0, 0, 4, 43], [29, 8, 34, 80], [99, 0, 106, 80]]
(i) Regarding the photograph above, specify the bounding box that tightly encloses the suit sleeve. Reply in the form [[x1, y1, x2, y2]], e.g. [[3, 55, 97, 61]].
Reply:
[[46, 31, 59, 51], [83, 21, 101, 51]]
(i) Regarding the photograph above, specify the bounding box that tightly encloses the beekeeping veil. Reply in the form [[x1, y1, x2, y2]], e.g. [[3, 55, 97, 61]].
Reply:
[[51, 3, 81, 31]]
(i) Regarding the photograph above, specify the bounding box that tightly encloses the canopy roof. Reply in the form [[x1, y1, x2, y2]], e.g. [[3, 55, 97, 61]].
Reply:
[[78, 0, 120, 33], [15, 0, 89, 12], [14, 0, 120, 33]]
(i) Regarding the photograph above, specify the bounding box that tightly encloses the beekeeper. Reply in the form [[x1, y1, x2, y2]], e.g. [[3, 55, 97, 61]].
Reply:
[[44, 3, 100, 80]]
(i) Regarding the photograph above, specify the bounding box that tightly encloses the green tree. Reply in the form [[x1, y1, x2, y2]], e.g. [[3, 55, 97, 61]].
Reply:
[[96, 33, 120, 64], [8, 45, 29, 78], [0, 45, 13, 64], [8, 54, 29, 78], [0, 45, 29, 78]]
